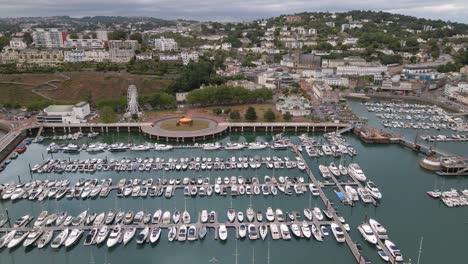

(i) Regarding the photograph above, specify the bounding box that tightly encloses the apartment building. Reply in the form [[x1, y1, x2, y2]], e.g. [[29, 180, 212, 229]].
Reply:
[[154, 37, 178, 51], [17, 49, 63, 66], [64, 39, 105, 49], [32, 28, 66, 48]]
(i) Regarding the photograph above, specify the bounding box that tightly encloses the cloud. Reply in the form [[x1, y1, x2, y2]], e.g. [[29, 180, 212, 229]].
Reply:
[[0, 0, 466, 23]]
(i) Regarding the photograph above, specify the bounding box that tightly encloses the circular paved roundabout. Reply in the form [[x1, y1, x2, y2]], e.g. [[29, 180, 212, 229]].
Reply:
[[142, 116, 228, 141]]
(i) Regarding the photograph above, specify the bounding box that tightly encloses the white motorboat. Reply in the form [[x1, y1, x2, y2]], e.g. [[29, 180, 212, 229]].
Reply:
[[7, 231, 29, 249], [279, 224, 291, 240], [136, 227, 149, 244], [369, 219, 388, 239], [34, 211, 48, 227], [303, 208, 313, 221], [172, 210, 180, 224], [168, 226, 177, 242], [64, 229, 83, 247], [201, 210, 208, 223], [384, 240, 404, 262], [247, 224, 258, 240], [123, 227, 136, 245], [238, 224, 247, 238], [290, 223, 302, 238], [259, 225, 268, 240], [51, 228, 69, 248], [94, 226, 109, 245], [246, 207, 255, 222], [308, 183, 320, 196], [178, 225, 187, 242], [162, 211, 171, 224], [227, 208, 236, 223], [366, 181, 383, 199], [311, 224, 323, 241], [23, 229, 43, 247], [345, 185, 359, 201], [0, 230, 16, 248], [301, 222, 311, 239], [14, 215, 32, 228], [328, 162, 341, 176], [318, 165, 332, 178], [358, 223, 378, 244], [152, 210, 162, 224], [187, 225, 197, 241], [218, 225, 228, 241], [275, 208, 284, 222], [182, 210, 191, 224], [149, 227, 161, 243], [36, 230, 54, 248], [331, 223, 345, 243], [348, 163, 367, 181], [266, 207, 275, 222], [357, 187, 373, 203], [237, 212, 244, 222], [106, 225, 122, 248], [312, 207, 323, 221], [270, 224, 280, 240]]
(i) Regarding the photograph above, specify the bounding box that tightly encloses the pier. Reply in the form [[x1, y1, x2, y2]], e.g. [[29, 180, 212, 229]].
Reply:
[[292, 146, 395, 264]]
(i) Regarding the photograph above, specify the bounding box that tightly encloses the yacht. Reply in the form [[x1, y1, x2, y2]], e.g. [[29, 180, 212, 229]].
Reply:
[[348, 163, 367, 181], [36, 230, 54, 248], [64, 229, 84, 247], [311, 224, 323, 241], [246, 207, 255, 222], [270, 224, 280, 240], [149, 227, 161, 243], [94, 226, 109, 245], [330, 223, 345, 243], [237, 212, 244, 222], [182, 210, 191, 224], [358, 223, 378, 244], [312, 207, 323, 221], [107, 225, 122, 248], [34, 211, 48, 227], [369, 219, 388, 239], [238, 224, 247, 238], [23, 229, 43, 247], [51, 228, 69, 248], [152, 210, 162, 224], [303, 208, 313, 221], [218, 225, 228, 241], [178, 225, 187, 242], [198, 226, 207, 240], [328, 163, 340, 176], [366, 181, 383, 199], [227, 208, 236, 223], [384, 240, 404, 262], [345, 186, 359, 201], [247, 224, 258, 240], [0, 231, 16, 248], [318, 165, 332, 178], [301, 222, 311, 239], [290, 223, 302, 238], [338, 164, 348, 175], [201, 210, 208, 223], [259, 225, 268, 240], [187, 225, 197, 241], [8, 231, 29, 249], [136, 227, 149, 244], [279, 224, 291, 240], [14, 214, 32, 228], [168, 226, 177, 242], [308, 183, 320, 196], [357, 187, 373, 203], [123, 227, 136, 245], [275, 209, 284, 222]]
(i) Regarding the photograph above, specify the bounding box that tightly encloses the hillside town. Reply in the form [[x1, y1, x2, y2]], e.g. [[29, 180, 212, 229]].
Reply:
[[0, 11, 467, 123]]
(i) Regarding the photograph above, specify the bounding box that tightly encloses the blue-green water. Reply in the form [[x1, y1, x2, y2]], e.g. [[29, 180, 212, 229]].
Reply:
[[0, 102, 467, 264]]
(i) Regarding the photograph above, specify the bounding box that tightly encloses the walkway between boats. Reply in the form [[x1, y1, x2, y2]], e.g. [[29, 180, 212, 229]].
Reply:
[[292, 146, 395, 264]]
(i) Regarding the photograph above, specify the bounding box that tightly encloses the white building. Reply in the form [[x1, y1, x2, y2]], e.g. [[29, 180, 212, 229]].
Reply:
[[154, 37, 178, 51], [445, 83, 468, 97], [64, 50, 86, 63], [96, 30, 108, 41], [64, 39, 105, 49], [180, 51, 199, 65], [32, 28, 65, 48], [136, 53, 153, 61], [321, 77, 349, 86], [159, 54, 180, 61], [276, 96, 312, 116], [37, 102, 90, 123], [343, 38, 358, 46], [336, 66, 387, 77], [108, 40, 139, 50], [84, 50, 110, 62], [110, 48, 134, 63], [8, 38, 27, 50]]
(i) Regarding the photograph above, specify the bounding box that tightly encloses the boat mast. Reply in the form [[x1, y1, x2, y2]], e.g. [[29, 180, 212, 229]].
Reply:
[[233, 239, 239, 264], [252, 247, 255, 264], [417, 236, 424, 264], [267, 242, 270, 264]]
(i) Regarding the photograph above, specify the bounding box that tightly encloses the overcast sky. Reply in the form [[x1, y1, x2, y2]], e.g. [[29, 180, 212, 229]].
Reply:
[[0, 0, 467, 23]]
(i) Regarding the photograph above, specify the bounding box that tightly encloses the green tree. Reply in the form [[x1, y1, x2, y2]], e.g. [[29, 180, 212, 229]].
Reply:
[[130, 33, 143, 44], [245, 107, 257, 121], [283, 112, 292, 121], [108, 30, 128, 40], [68, 32, 78, 39], [263, 109, 276, 122], [0, 36, 11, 50], [230, 110, 241, 120], [100, 106, 118, 123], [23, 32, 33, 45]]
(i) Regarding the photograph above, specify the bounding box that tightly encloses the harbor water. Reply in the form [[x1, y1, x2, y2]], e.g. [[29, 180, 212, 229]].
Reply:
[[0, 99, 467, 264]]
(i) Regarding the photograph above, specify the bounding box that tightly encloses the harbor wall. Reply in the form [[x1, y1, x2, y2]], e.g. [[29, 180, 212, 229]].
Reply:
[[0, 131, 27, 164], [367, 94, 464, 113]]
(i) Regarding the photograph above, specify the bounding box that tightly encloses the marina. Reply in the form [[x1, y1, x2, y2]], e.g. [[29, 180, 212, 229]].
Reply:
[[0, 102, 466, 263]]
